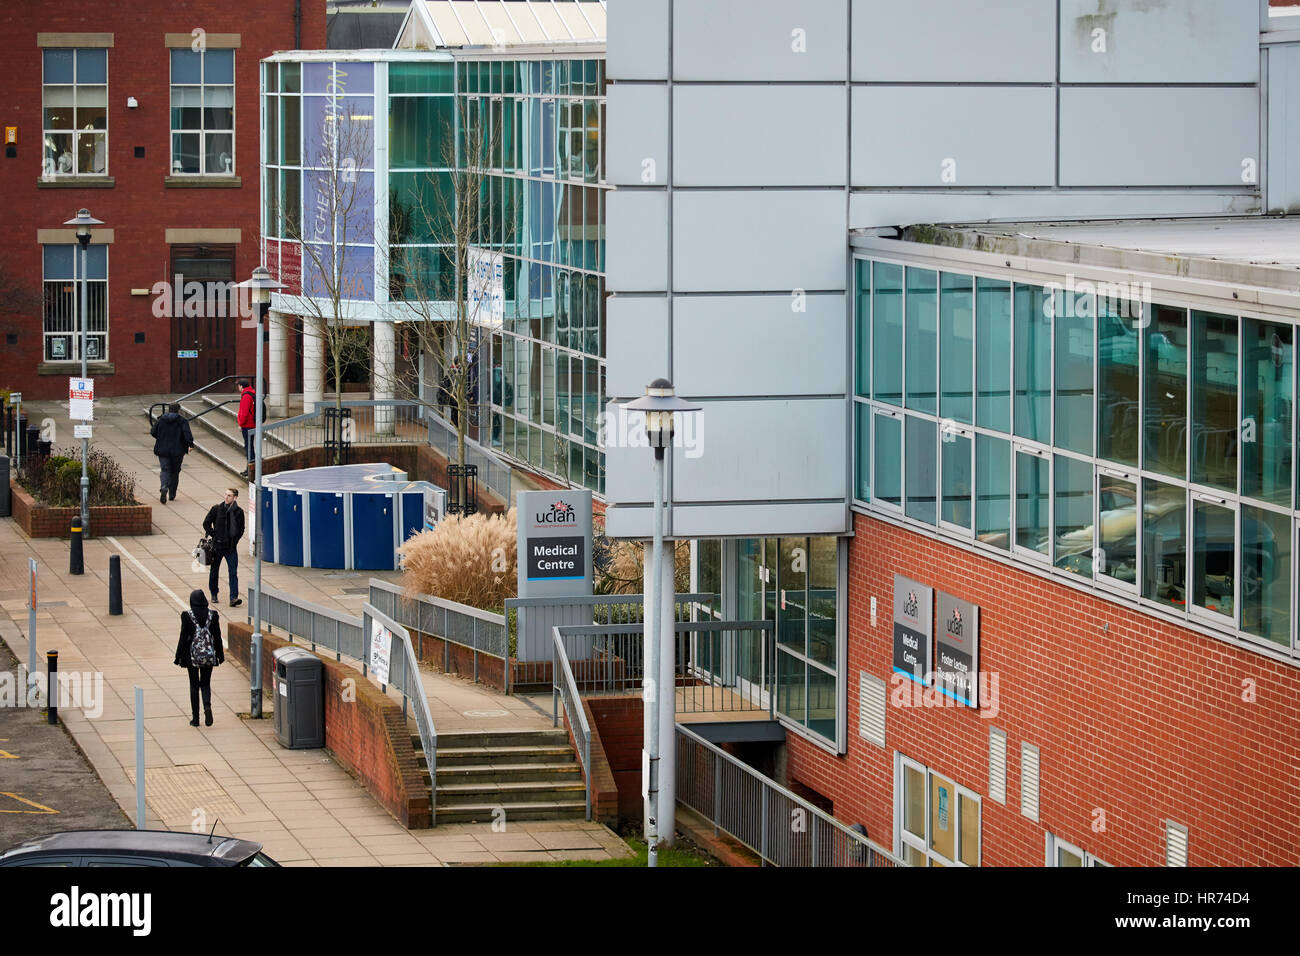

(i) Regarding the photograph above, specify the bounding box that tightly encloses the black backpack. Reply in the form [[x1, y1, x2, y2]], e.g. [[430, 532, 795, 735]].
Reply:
[[188, 610, 218, 666]]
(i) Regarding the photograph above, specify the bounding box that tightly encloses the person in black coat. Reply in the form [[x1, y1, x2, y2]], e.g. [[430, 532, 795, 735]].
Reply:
[[151, 404, 195, 504], [174, 590, 224, 727], [202, 488, 245, 607]]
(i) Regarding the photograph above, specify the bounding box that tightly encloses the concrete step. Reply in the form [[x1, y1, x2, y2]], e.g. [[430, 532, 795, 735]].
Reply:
[[435, 800, 587, 824], [433, 762, 584, 785], [435, 780, 587, 807], [198, 396, 301, 455], [431, 745, 577, 768], [417, 729, 571, 751]]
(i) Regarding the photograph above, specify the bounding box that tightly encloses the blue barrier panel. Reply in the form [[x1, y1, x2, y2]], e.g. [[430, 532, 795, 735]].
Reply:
[[275, 487, 304, 567], [352, 492, 396, 570], [309, 491, 346, 569], [260, 486, 275, 562]]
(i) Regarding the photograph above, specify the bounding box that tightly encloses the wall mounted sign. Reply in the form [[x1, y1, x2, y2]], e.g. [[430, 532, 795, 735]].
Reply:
[[892, 574, 932, 684], [935, 591, 980, 708]]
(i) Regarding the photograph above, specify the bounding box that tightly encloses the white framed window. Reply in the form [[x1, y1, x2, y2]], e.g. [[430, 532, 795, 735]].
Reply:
[[42, 48, 108, 177], [1046, 833, 1111, 867], [170, 48, 234, 175], [43, 245, 108, 363], [896, 753, 981, 866]]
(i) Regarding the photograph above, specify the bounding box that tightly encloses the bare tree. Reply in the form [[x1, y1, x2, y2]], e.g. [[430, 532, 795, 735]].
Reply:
[[389, 93, 509, 500], [274, 107, 379, 463]]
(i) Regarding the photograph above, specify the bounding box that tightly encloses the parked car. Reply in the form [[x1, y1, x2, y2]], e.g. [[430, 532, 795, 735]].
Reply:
[[0, 829, 279, 867]]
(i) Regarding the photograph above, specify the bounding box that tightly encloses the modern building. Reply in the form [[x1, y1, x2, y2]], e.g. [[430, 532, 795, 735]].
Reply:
[[0, 0, 324, 400], [260, 0, 609, 492], [605, 0, 1300, 865]]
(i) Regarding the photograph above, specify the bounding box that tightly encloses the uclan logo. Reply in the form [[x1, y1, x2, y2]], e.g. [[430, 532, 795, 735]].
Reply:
[[902, 590, 919, 619], [535, 501, 576, 525], [946, 608, 963, 639]]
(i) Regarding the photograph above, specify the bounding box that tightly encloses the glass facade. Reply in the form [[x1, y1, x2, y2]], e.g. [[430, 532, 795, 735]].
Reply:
[[262, 55, 608, 494], [853, 256, 1300, 657]]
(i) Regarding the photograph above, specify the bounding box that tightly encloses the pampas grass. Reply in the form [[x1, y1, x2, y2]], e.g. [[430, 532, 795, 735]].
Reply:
[[398, 508, 518, 611]]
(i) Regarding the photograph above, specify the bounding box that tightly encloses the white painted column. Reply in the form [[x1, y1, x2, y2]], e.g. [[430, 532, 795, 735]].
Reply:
[[372, 318, 396, 435], [268, 310, 290, 417], [655, 545, 677, 847], [302, 314, 325, 412]]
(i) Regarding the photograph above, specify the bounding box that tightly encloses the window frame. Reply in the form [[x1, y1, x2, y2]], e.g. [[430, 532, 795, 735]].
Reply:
[[42, 244, 109, 364], [42, 47, 109, 178], [170, 47, 236, 177], [895, 753, 982, 867], [1045, 833, 1110, 867]]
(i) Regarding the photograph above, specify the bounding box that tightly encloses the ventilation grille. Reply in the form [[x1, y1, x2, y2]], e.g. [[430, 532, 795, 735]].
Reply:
[[989, 728, 1007, 805], [1165, 821, 1189, 867], [858, 671, 886, 748], [1020, 743, 1040, 821]]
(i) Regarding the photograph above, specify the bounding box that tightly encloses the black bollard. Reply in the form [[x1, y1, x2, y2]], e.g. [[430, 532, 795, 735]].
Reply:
[[69, 525, 84, 575], [108, 554, 122, 615], [46, 650, 58, 725]]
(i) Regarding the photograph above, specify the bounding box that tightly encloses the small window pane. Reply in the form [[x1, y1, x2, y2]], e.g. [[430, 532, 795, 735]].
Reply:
[[929, 773, 957, 861], [76, 48, 107, 83], [976, 434, 1011, 550], [1240, 506, 1290, 646], [172, 49, 201, 84], [1242, 319, 1293, 506], [1055, 289, 1094, 455], [172, 133, 200, 173], [1191, 311, 1238, 492], [854, 403, 871, 501], [1142, 480, 1187, 609], [205, 49, 234, 85], [1144, 305, 1189, 479], [976, 278, 1011, 432], [204, 133, 234, 174], [808, 665, 837, 740], [1054, 455, 1093, 577], [203, 86, 234, 130], [1192, 500, 1235, 620], [44, 48, 74, 84], [903, 765, 925, 839], [808, 537, 837, 669], [959, 794, 980, 866], [1016, 452, 1049, 556], [872, 262, 903, 406], [875, 413, 901, 508], [44, 245, 75, 279], [172, 86, 202, 129], [1098, 298, 1141, 467], [1014, 284, 1051, 442], [905, 268, 938, 414], [941, 432, 972, 529], [940, 273, 974, 424], [1098, 475, 1138, 587], [854, 260, 870, 398], [905, 416, 937, 525]]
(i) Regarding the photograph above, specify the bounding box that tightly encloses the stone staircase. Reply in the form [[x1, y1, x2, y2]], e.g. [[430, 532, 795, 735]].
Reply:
[[143, 395, 295, 478], [413, 728, 588, 825]]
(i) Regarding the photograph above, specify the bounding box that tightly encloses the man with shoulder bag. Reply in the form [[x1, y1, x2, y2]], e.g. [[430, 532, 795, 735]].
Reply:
[[202, 488, 245, 607]]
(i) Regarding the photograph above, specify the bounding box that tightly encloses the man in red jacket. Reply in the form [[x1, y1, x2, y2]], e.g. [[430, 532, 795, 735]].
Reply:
[[236, 379, 256, 477]]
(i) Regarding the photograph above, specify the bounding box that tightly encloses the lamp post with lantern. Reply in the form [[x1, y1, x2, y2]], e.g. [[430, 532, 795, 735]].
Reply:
[[63, 208, 103, 537]]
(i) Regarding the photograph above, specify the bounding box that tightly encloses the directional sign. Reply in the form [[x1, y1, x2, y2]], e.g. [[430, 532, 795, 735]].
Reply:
[[73, 424, 92, 439], [8, 392, 20, 403], [68, 377, 93, 421], [176, 349, 199, 359]]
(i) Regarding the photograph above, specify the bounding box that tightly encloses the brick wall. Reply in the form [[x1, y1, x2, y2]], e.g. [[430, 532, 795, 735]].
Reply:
[[224, 620, 431, 829], [781, 512, 1300, 866], [9, 479, 152, 537], [409, 630, 510, 693], [0, 0, 325, 400], [585, 696, 644, 825], [561, 699, 618, 828]]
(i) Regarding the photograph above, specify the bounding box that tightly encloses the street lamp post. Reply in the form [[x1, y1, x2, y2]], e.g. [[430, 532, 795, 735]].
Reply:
[[64, 208, 103, 535], [624, 378, 700, 867], [238, 266, 283, 719]]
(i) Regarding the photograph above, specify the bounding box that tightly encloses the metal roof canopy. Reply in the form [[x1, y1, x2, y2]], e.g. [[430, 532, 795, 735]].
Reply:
[[395, 0, 606, 50]]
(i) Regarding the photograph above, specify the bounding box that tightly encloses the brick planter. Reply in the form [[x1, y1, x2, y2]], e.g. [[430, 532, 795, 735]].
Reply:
[[9, 479, 153, 538]]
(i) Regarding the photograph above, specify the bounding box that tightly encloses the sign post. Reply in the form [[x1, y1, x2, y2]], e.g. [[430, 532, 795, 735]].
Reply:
[[27, 558, 36, 680], [515, 489, 593, 662], [68, 376, 94, 534]]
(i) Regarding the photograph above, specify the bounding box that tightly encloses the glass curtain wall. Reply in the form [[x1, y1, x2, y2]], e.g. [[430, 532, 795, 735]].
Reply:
[[853, 255, 1299, 658]]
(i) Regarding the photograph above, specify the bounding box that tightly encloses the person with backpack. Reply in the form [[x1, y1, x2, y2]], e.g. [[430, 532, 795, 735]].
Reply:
[[174, 590, 225, 727], [150, 403, 195, 504], [203, 488, 245, 607]]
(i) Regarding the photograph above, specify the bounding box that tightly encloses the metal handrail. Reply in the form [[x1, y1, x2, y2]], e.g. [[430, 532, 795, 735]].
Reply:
[[424, 404, 513, 501], [676, 724, 902, 867], [551, 625, 593, 820], [147, 374, 250, 425]]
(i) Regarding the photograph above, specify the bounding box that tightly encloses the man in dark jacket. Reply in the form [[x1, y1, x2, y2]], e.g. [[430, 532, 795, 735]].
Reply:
[[151, 403, 194, 504], [203, 488, 245, 607]]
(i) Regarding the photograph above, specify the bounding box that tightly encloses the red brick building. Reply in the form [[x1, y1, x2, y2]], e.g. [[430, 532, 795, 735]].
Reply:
[[0, 1, 324, 400]]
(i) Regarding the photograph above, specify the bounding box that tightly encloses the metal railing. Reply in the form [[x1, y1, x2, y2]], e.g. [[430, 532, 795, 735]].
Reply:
[[259, 399, 430, 454], [424, 406, 512, 503], [548, 620, 775, 716], [676, 725, 902, 867], [147, 375, 250, 426], [368, 578, 510, 690], [551, 625, 592, 820]]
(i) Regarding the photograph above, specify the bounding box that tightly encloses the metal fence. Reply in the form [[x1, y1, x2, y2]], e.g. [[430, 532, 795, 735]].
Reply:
[[260, 399, 429, 453], [424, 406, 512, 503], [368, 578, 510, 690], [551, 626, 592, 820], [676, 725, 902, 867], [548, 620, 775, 717]]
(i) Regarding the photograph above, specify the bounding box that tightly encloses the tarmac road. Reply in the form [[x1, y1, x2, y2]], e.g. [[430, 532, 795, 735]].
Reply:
[[0, 637, 130, 852]]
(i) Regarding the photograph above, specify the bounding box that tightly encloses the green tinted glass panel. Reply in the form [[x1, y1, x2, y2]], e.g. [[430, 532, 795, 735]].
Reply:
[[1191, 311, 1237, 492], [1144, 305, 1189, 479], [940, 273, 974, 424], [390, 96, 455, 168], [1242, 319, 1293, 505], [976, 278, 1011, 432], [1142, 479, 1187, 609], [976, 434, 1011, 550], [808, 537, 837, 669], [941, 432, 972, 529], [855, 259, 870, 398], [906, 268, 938, 414], [1098, 297, 1140, 467], [906, 416, 937, 525], [854, 402, 871, 501], [389, 62, 454, 94], [1015, 452, 1049, 556], [1241, 505, 1290, 647], [1054, 289, 1093, 455], [1192, 500, 1234, 620], [1054, 455, 1093, 577], [1014, 284, 1050, 442], [873, 262, 903, 406], [1098, 474, 1137, 587], [875, 413, 901, 508], [389, 171, 454, 243]]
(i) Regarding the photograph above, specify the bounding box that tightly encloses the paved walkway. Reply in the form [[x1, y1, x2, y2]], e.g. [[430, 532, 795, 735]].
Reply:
[[0, 396, 630, 865]]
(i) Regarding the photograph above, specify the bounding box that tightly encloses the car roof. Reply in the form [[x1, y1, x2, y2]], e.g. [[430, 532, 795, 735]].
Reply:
[[0, 829, 262, 863]]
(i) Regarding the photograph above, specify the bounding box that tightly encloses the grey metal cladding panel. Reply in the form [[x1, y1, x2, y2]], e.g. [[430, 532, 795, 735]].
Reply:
[[605, 501, 849, 537], [673, 294, 846, 396], [1059, 88, 1259, 186], [851, 0, 1055, 82], [672, 0, 847, 81], [1059, 0, 1260, 83], [673, 399, 845, 501], [608, 0, 670, 80], [606, 295, 670, 398], [607, 84, 669, 187], [606, 440, 657, 504], [852, 87, 1056, 187], [1268, 44, 1300, 214], [607, 190, 668, 292], [672, 191, 846, 292], [673, 86, 846, 186]]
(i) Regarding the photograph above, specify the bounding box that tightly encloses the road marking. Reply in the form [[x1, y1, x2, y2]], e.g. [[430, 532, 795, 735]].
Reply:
[[0, 739, 15, 759], [0, 792, 57, 814], [106, 536, 188, 611]]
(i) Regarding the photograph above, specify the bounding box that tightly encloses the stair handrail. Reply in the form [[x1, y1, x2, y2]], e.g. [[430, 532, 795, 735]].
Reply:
[[551, 625, 593, 821], [148, 374, 251, 425]]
